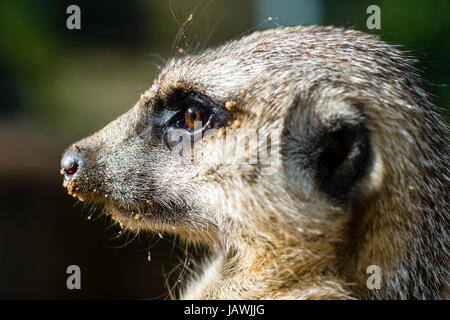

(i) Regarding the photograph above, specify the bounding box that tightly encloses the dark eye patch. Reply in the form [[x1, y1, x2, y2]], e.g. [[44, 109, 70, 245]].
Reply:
[[138, 88, 231, 148]]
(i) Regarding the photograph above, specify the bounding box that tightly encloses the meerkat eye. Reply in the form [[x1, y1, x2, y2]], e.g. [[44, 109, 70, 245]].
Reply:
[[184, 105, 211, 131], [161, 92, 232, 150], [163, 103, 214, 150]]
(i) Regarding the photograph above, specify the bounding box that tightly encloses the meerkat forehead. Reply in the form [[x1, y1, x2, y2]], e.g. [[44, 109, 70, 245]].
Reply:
[[151, 25, 420, 131]]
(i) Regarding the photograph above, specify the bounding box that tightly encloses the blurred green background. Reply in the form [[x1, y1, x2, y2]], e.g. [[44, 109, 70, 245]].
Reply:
[[0, 0, 448, 299]]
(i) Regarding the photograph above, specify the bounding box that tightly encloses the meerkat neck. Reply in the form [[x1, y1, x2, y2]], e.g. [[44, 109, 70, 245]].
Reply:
[[182, 241, 353, 299]]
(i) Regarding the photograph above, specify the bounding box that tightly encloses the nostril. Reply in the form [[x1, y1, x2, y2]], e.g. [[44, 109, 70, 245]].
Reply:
[[65, 162, 78, 176], [61, 153, 79, 179]]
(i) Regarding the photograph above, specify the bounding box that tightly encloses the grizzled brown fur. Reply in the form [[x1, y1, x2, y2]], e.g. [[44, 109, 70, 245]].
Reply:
[[61, 26, 449, 299]]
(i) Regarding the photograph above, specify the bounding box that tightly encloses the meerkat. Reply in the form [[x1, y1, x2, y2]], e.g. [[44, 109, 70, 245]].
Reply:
[[60, 25, 449, 299]]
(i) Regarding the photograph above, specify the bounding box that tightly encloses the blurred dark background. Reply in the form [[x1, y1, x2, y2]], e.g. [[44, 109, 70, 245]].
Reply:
[[0, 0, 449, 299]]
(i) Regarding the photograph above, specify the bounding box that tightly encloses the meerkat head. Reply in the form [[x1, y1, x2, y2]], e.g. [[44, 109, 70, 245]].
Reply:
[[61, 26, 448, 299]]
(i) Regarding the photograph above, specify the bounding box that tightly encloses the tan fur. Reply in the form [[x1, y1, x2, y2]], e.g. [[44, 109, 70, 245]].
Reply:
[[61, 26, 449, 299]]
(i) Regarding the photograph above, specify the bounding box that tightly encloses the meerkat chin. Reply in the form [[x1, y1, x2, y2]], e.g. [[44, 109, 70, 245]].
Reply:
[[60, 25, 449, 300]]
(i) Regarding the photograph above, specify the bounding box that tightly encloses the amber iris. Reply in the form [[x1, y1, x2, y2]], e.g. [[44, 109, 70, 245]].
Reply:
[[184, 106, 209, 131]]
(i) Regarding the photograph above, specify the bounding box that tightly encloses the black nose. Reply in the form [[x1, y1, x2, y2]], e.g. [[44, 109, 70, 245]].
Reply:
[[61, 150, 82, 180]]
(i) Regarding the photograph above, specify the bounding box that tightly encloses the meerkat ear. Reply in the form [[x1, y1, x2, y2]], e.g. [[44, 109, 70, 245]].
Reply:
[[316, 122, 370, 200]]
